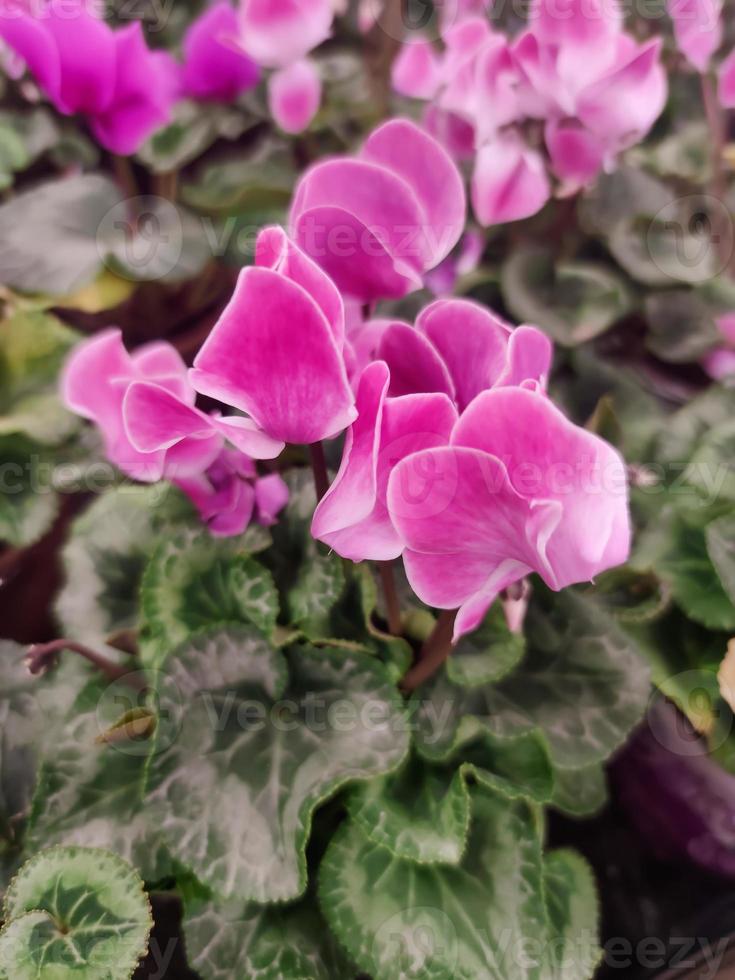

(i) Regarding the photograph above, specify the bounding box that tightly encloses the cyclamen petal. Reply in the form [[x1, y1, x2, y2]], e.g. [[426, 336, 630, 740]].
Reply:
[[471, 134, 551, 226], [545, 120, 605, 190], [391, 39, 443, 99], [668, 0, 722, 72], [254, 473, 290, 526], [237, 0, 333, 67], [191, 229, 355, 445], [182, 1, 260, 102], [268, 58, 322, 134], [312, 361, 458, 561], [528, 0, 622, 49], [291, 118, 466, 301]]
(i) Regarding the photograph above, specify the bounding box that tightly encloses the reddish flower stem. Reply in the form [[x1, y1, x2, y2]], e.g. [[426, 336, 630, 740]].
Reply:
[[401, 609, 457, 693], [309, 441, 330, 502], [378, 560, 402, 635], [25, 639, 145, 690]]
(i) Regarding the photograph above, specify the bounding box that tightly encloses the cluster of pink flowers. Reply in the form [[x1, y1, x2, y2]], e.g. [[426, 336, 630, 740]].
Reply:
[[62, 328, 288, 537], [392, 0, 668, 224], [0, 0, 332, 155], [63, 118, 631, 639]]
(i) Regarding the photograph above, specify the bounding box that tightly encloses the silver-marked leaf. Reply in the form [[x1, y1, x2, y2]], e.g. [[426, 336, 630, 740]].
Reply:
[[290, 552, 345, 638], [458, 731, 554, 804], [0, 174, 123, 295], [415, 590, 650, 769], [541, 850, 600, 980], [658, 517, 735, 630], [0, 436, 58, 547], [145, 628, 409, 902], [320, 788, 548, 980], [550, 765, 608, 818], [141, 527, 277, 666], [645, 290, 720, 363], [56, 484, 193, 655], [26, 677, 170, 882], [347, 754, 471, 865], [447, 602, 525, 688], [0, 846, 151, 980], [183, 896, 355, 980], [706, 513, 735, 605]]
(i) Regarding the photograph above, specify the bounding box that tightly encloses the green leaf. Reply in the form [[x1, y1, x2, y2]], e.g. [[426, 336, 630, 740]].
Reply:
[[181, 140, 296, 216], [541, 850, 600, 980], [0, 174, 122, 295], [459, 731, 554, 804], [550, 764, 608, 818], [56, 485, 193, 654], [415, 590, 650, 769], [136, 100, 255, 173], [578, 167, 671, 237], [644, 290, 720, 363], [26, 676, 171, 882], [144, 627, 409, 902], [0, 436, 58, 547], [446, 601, 525, 688], [319, 788, 549, 980], [501, 246, 630, 346], [0, 846, 151, 980], [686, 418, 735, 504], [140, 527, 276, 666], [706, 513, 735, 605], [290, 553, 345, 638], [656, 386, 735, 467], [184, 896, 355, 980], [0, 311, 77, 398], [347, 754, 471, 865], [657, 517, 735, 630]]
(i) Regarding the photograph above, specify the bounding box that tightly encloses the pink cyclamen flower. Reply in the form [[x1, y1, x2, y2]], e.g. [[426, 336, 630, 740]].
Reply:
[[702, 312, 735, 380], [472, 133, 551, 226], [386, 386, 631, 640], [668, 0, 722, 72], [190, 226, 356, 445], [719, 47, 735, 107], [290, 118, 466, 301], [0, 0, 179, 154], [311, 360, 459, 560], [424, 230, 483, 296], [237, 0, 332, 67], [347, 298, 552, 411], [182, 1, 259, 102], [175, 448, 288, 537], [268, 57, 321, 133]]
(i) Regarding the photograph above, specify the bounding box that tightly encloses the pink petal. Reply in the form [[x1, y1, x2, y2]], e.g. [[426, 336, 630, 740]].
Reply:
[[471, 133, 550, 226], [718, 46, 735, 107], [376, 321, 455, 399], [528, 0, 622, 50], [191, 266, 356, 444], [256, 224, 344, 346], [391, 39, 442, 99], [416, 298, 510, 410], [452, 386, 631, 586], [545, 120, 605, 190], [132, 341, 193, 404], [123, 381, 214, 452], [312, 361, 391, 560], [61, 328, 131, 427], [0, 8, 62, 104], [237, 0, 333, 67], [212, 416, 284, 459], [702, 347, 735, 380], [292, 204, 424, 302], [361, 118, 466, 269], [576, 37, 667, 150], [422, 105, 476, 161], [182, 1, 259, 102], [43, 0, 116, 114], [268, 58, 322, 134], [668, 0, 723, 72], [254, 472, 289, 525], [497, 325, 553, 389]]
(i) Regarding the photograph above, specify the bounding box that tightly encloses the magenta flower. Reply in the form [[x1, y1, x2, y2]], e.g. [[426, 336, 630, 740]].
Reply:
[[268, 57, 321, 133], [237, 0, 332, 67], [182, 1, 259, 103], [719, 47, 735, 106], [0, 0, 179, 154], [290, 118, 466, 301], [424, 230, 483, 296], [346, 298, 552, 411], [62, 329, 219, 483], [668, 0, 722, 72], [190, 226, 356, 445], [472, 132, 551, 226], [175, 449, 288, 537], [386, 386, 631, 640], [311, 361, 458, 560], [702, 312, 735, 380]]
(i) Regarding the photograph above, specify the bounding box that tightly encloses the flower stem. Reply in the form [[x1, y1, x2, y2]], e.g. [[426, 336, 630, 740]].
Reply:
[[309, 441, 330, 502], [152, 170, 179, 202], [378, 560, 402, 635], [401, 609, 457, 693], [112, 154, 139, 203], [25, 639, 145, 690]]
